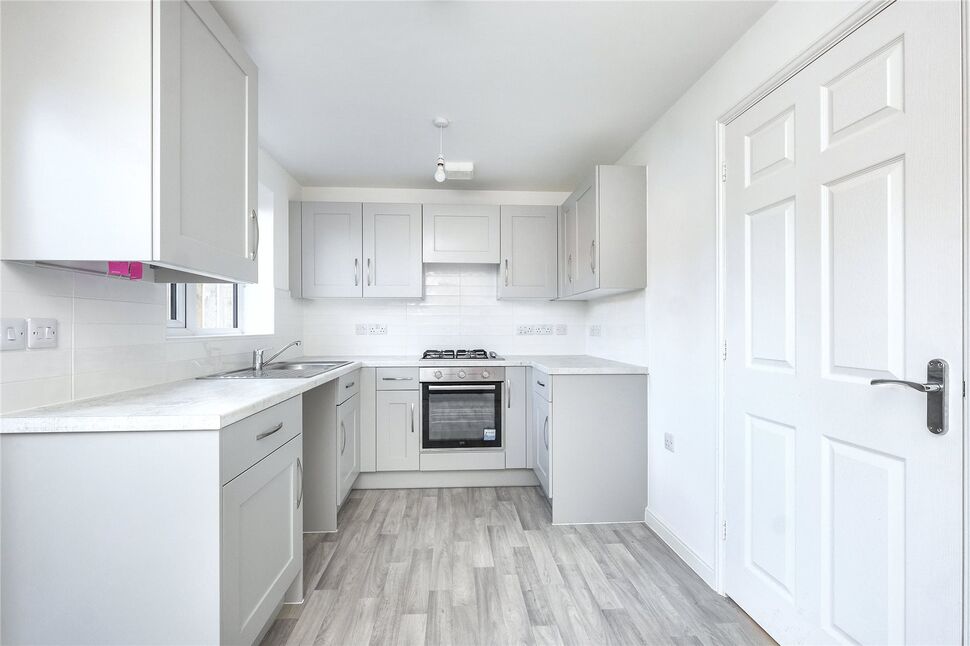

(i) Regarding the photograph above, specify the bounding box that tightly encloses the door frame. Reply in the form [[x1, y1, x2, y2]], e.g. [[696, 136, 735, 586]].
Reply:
[[712, 0, 970, 640]]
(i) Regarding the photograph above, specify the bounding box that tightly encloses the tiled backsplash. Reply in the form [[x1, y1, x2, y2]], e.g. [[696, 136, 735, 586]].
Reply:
[[302, 265, 587, 356], [585, 289, 647, 365], [0, 262, 302, 414]]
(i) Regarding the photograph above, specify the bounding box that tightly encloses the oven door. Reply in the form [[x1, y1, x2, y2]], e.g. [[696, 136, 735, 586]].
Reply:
[[422, 382, 503, 449]]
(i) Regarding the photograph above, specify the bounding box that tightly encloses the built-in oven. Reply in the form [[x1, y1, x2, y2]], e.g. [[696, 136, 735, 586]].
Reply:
[[420, 367, 505, 450]]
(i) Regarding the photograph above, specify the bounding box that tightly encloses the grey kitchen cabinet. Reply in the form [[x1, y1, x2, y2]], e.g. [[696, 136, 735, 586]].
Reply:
[[358, 367, 378, 472], [294, 202, 422, 298], [505, 367, 528, 468], [363, 203, 423, 297], [498, 206, 558, 299], [1, 396, 303, 645], [303, 372, 361, 533], [376, 390, 420, 471], [1, 0, 259, 284], [559, 165, 647, 300], [336, 392, 361, 505], [221, 434, 303, 646], [300, 202, 364, 298], [423, 204, 501, 263], [533, 377, 552, 498]]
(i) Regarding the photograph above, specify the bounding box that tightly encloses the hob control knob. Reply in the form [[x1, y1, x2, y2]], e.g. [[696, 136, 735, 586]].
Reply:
[[482, 370, 490, 379], [434, 370, 443, 380], [457, 370, 466, 379]]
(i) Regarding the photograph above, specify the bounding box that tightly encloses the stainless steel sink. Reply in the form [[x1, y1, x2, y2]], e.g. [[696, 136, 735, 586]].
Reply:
[[200, 360, 353, 379]]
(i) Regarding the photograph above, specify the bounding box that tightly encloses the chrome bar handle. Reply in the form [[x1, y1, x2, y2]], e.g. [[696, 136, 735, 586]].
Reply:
[[506, 379, 511, 409], [870, 358, 948, 434], [505, 259, 510, 287], [256, 422, 283, 441], [340, 421, 347, 454], [354, 258, 359, 286], [410, 403, 415, 433], [543, 416, 549, 449], [590, 240, 596, 273], [382, 377, 413, 381], [567, 254, 573, 283], [251, 209, 259, 261], [367, 258, 372, 286], [296, 457, 304, 509]]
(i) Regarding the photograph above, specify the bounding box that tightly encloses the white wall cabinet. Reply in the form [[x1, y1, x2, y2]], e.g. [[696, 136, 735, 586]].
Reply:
[[295, 202, 422, 298], [363, 203, 424, 297], [505, 367, 528, 468], [336, 392, 360, 505], [559, 165, 647, 300], [423, 204, 501, 263], [221, 435, 303, 646], [301, 202, 364, 298], [1, 0, 259, 284], [376, 390, 420, 471], [498, 206, 558, 299]]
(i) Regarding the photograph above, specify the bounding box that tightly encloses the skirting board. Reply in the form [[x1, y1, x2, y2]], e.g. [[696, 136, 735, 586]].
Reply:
[[644, 507, 716, 589], [355, 469, 538, 489]]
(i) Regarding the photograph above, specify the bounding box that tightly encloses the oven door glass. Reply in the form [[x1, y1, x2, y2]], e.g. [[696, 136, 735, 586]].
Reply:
[[422, 383, 503, 449]]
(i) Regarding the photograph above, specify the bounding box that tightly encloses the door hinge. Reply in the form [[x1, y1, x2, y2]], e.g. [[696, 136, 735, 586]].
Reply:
[[722, 341, 728, 361], [721, 521, 727, 541], [721, 162, 727, 183]]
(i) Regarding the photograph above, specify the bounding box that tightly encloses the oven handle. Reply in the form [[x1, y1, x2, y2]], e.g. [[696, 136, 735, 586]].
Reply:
[[426, 384, 497, 391]]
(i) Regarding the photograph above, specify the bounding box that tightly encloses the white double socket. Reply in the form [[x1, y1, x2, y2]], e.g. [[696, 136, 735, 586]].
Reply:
[[1, 318, 27, 351], [27, 318, 58, 349]]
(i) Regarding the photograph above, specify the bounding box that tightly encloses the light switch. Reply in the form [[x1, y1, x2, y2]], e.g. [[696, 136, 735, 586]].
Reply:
[[27, 318, 58, 349], [1, 318, 27, 351]]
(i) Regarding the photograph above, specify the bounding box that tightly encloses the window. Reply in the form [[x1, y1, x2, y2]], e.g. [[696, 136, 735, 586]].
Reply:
[[167, 283, 240, 336]]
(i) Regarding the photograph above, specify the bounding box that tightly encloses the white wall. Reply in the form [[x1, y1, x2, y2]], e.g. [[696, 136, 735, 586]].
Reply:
[[585, 0, 864, 581], [299, 186, 587, 356], [0, 149, 303, 413]]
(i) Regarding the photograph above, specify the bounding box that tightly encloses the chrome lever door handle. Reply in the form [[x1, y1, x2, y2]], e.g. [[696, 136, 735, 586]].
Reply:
[[870, 358, 948, 434], [870, 379, 942, 393]]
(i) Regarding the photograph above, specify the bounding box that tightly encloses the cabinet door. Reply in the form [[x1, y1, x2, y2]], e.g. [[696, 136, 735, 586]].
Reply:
[[562, 199, 578, 296], [156, 0, 259, 283], [337, 393, 360, 505], [301, 202, 363, 298], [533, 396, 551, 498], [573, 179, 599, 293], [363, 203, 423, 298], [505, 367, 528, 468], [376, 390, 420, 471], [222, 435, 302, 646], [423, 204, 500, 263], [498, 206, 558, 299]]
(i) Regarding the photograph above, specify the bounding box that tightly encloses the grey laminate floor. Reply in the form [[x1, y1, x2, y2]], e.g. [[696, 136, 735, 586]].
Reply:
[[261, 487, 774, 646]]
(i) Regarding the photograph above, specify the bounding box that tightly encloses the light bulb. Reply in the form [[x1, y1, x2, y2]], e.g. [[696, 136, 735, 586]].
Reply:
[[434, 156, 447, 183]]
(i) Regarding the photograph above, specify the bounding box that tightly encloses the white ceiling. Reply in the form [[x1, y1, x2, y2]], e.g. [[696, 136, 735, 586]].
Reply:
[[214, 1, 772, 191]]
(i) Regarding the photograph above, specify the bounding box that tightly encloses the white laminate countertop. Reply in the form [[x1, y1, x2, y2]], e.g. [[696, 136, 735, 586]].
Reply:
[[0, 355, 646, 434]]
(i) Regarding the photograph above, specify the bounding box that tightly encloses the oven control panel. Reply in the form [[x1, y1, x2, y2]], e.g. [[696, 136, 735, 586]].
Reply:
[[419, 367, 506, 382]]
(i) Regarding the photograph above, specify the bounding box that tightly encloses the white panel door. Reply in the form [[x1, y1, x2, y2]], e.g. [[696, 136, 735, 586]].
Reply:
[[363, 203, 423, 298], [221, 435, 302, 646], [498, 206, 558, 299], [301, 202, 363, 298], [156, 0, 258, 283], [423, 204, 500, 263], [573, 181, 598, 294], [376, 390, 420, 471], [533, 394, 551, 498], [724, 3, 962, 644], [337, 393, 360, 504]]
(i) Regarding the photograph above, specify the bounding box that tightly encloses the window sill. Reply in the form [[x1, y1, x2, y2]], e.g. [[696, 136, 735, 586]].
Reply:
[[165, 331, 274, 341]]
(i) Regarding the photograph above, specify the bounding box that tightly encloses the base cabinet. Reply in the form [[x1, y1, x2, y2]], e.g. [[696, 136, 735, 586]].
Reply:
[[221, 435, 303, 646], [376, 390, 420, 471], [337, 393, 361, 505], [533, 392, 552, 498], [505, 367, 528, 468]]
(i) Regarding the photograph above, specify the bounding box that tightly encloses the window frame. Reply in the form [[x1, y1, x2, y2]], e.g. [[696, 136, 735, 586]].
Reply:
[[167, 283, 243, 337]]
